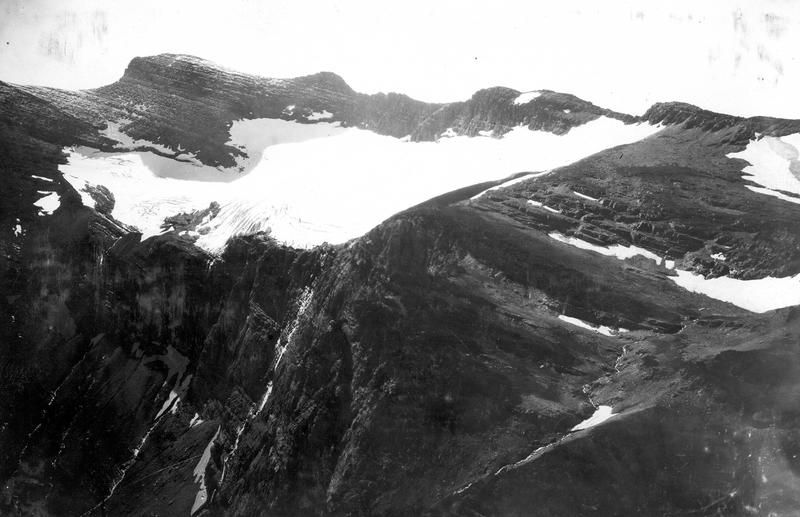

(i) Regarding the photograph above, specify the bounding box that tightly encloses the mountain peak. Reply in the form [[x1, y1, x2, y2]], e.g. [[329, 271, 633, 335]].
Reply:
[[294, 70, 354, 95]]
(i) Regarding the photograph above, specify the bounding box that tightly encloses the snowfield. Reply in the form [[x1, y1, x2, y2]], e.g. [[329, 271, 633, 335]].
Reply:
[[669, 270, 800, 313], [571, 406, 615, 431], [727, 134, 800, 204], [60, 116, 661, 251]]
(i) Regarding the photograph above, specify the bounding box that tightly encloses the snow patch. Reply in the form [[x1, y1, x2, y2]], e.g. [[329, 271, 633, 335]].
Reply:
[[669, 270, 800, 313], [513, 91, 542, 105], [549, 232, 664, 264], [191, 426, 220, 515], [527, 199, 561, 214], [155, 390, 179, 420], [478, 129, 493, 137], [189, 413, 204, 428], [571, 405, 615, 431], [471, 172, 550, 200], [307, 110, 333, 120], [727, 134, 800, 202], [13, 220, 22, 237], [439, 127, 458, 138], [558, 315, 615, 337], [573, 191, 598, 201], [711, 252, 726, 261], [33, 191, 60, 215], [563, 109, 572, 114], [495, 445, 549, 475], [256, 382, 274, 416], [154, 374, 191, 420], [745, 185, 800, 205], [31, 174, 53, 182]]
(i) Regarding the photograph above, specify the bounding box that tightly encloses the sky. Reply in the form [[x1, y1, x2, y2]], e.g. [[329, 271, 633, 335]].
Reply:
[[0, 0, 798, 117]]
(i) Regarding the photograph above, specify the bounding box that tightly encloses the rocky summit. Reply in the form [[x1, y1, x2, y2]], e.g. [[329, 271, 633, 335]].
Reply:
[[2, 54, 800, 516]]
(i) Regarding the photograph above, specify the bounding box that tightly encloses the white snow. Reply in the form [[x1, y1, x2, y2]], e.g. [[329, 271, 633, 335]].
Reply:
[[470, 172, 550, 200], [558, 315, 615, 337], [307, 110, 333, 120], [31, 174, 53, 182], [513, 91, 542, 105], [495, 445, 549, 475], [189, 413, 204, 428], [155, 390, 179, 420], [220, 419, 248, 484], [478, 129, 493, 137], [745, 185, 800, 205], [549, 232, 664, 264], [256, 382, 274, 416], [526, 199, 561, 214], [571, 405, 615, 431], [669, 270, 800, 313], [273, 287, 314, 368], [218, 287, 317, 486], [665, 259, 676, 269], [439, 127, 458, 138], [711, 252, 726, 261], [573, 191, 598, 201], [33, 191, 60, 215], [60, 116, 660, 252], [192, 426, 220, 515], [563, 109, 572, 114], [13, 220, 22, 237], [727, 134, 800, 203], [154, 374, 191, 419]]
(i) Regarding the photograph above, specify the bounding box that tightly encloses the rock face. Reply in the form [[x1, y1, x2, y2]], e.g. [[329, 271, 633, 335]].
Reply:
[[2, 54, 800, 516]]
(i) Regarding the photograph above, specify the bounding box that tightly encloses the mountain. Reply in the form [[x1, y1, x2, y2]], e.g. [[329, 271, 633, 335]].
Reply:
[[2, 54, 800, 516]]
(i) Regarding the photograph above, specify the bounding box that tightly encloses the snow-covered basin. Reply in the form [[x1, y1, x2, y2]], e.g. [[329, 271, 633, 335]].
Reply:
[[60, 117, 660, 251]]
